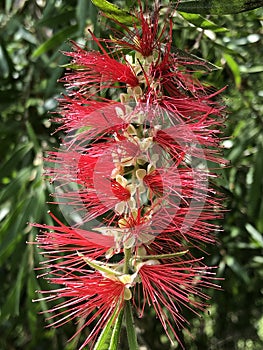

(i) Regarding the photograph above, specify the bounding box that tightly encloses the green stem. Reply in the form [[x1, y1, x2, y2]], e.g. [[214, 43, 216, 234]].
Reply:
[[124, 300, 139, 350], [123, 247, 131, 274]]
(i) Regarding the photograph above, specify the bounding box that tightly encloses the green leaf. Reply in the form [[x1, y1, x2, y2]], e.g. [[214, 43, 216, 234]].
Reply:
[[109, 309, 124, 350], [31, 25, 78, 58], [177, 0, 263, 15], [0, 142, 33, 178], [239, 65, 263, 73], [124, 301, 139, 350], [76, 0, 90, 34], [0, 43, 11, 78], [179, 12, 228, 32], [246, 223, 263, 248], [91, 0, 138, 25], [0, 167, 31, 203], [94, 307, 123, 350], [223, 53, 241, 88], [225, 255, 250, 283], [0, 249, 27, 318]]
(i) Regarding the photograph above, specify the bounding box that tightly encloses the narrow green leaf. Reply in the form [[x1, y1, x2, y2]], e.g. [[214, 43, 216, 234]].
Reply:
[[109, 309, 124, 350], [0, 167, 31, 203], [0, 44, 10, 78], [179, 12, 228, 32], [59, 63, 87, 70], [0, 143, 33, 178], [246, 223, 263, 247], [26, 122, 41, 151], [225, 256, 250, 283], [32, 25, 78, 58], [223, 53, 241, 88], [177, 0, 263, 15], [0, 249, 27, 318], [239, 65, 263, 73], [0, 200, 30, 262], [125, 301, 139, 350], [91, 0, 138, 25], [76, 0, 89, 34], [94, 307, 121, 350], [139, 250, 189, 260]]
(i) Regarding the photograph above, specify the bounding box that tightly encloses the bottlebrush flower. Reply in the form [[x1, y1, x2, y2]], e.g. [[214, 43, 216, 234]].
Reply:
[[135, 257, 220, 347], [34, 2, 226, 349], [35, 268, 126, 350]]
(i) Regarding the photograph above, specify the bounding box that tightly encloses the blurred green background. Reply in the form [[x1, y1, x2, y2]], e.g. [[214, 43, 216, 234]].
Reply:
[[0, 1, 263, 349]]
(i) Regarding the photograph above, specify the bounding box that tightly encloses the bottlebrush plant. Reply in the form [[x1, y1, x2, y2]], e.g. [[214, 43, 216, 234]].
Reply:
[[33, 1, 227, 349]]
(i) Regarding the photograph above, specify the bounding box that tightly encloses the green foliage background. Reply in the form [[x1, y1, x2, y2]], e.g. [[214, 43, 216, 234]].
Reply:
[[0, 1, 262, 349]]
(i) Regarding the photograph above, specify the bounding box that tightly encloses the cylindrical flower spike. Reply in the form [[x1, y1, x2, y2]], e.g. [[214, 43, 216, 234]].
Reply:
[[34, 2, 226, 349]]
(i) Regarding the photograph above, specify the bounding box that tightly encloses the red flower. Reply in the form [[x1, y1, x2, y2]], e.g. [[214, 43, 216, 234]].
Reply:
[[62, 41, 139, 95], [33, 212, 114, 253], [136, 258, 219, 346], [143, 169, 164, 196], [111, 178, 131, 201], [36, 270, 125, 350], [56, 97, 128, 136]]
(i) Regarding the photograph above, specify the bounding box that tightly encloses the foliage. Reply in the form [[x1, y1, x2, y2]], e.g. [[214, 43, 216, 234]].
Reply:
[[0, 1, 262, 349]]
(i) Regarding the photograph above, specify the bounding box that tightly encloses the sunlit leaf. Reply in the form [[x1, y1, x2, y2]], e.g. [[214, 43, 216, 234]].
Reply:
[[240, 65, 263, 73], [246, 223, 263, 247], [91, 0, 138, 25], [223, 53, 241, 88], [177, 0, 263, 15], [179, 12, 228, 32]]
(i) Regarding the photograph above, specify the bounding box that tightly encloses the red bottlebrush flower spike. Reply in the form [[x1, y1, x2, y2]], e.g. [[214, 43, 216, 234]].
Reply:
[[33, 2, 227, 349]]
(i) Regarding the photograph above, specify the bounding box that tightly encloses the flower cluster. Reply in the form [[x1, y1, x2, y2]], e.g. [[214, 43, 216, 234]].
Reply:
[[34, 4, 225, 349]]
